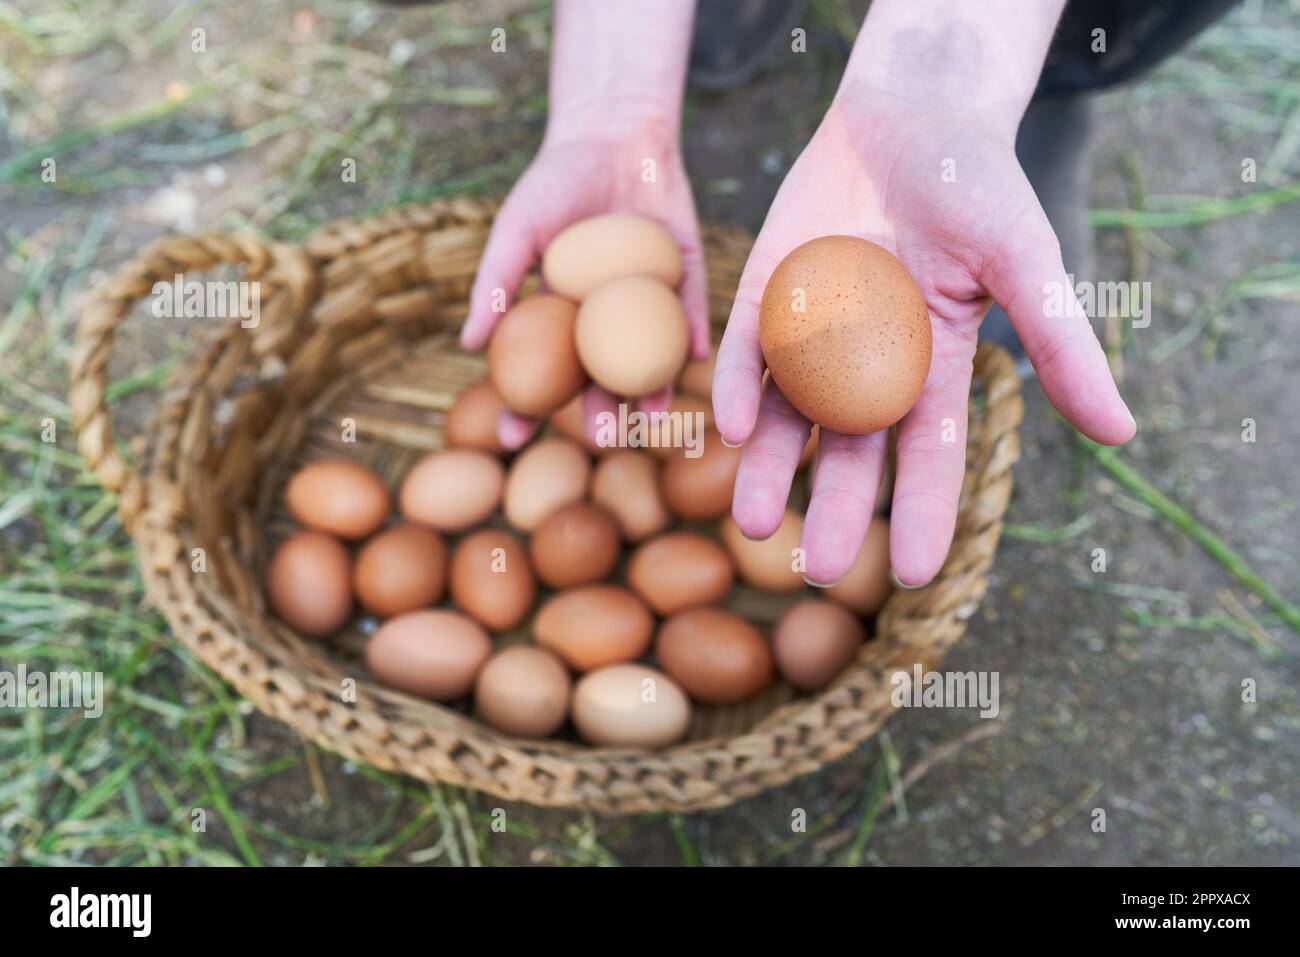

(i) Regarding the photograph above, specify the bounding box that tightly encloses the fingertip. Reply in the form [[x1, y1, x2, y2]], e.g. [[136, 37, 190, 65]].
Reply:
[[800, 501, 863, 587], [637, 388, 672, 417], [886, 505, 952, 588], [1092, 403, 1137, 446], [711, 365, 760, 446], [497, 409, 538, 449]]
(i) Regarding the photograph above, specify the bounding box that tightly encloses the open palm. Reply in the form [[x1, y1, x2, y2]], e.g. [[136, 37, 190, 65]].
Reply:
[[463, 128, 709, 446], [714, 101, 1134, 587]]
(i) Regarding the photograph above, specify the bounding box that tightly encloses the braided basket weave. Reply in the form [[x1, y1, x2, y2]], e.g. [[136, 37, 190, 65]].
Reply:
[[69, 197, 1023, 814]]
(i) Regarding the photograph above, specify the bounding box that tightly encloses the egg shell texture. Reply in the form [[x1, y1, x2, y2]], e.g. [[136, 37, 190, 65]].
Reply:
[[534, 584, 655, 672], [444, 380, 506, 452], [449, 528, 537, 631], [655, 607, 775, 704], [571, 664, 692, 749], [487, 294, 587, 417], [575, 276, 689, 398], [364, 609, 492, 702], [759, 236, 931, 435], [474, 646, 572, 739], [266, 531, 354, 637], [542, 213, 683, 300], [285, 459, 390, 540], [772, 599, 866, 691], [626, 532, 734, 615]]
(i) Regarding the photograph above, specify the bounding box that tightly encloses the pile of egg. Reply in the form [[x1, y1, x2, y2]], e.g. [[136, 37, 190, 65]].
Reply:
[[264, 214, 894, 750]]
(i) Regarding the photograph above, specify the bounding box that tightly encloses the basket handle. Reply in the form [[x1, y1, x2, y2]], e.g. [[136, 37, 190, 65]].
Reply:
[[69, 234, 316, 533]]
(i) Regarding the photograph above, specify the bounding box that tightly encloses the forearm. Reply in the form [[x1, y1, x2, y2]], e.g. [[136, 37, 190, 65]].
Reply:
[[836, 0, 1065, 136], [545, 0, 696, 143]]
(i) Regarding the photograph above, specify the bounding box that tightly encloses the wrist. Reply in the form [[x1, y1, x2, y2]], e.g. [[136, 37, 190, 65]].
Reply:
[[836, 0, 1065, 141], [543, 94, 682, 149]]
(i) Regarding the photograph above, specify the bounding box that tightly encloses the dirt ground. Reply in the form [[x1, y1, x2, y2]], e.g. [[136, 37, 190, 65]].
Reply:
[[1, 0, 1296, 866]]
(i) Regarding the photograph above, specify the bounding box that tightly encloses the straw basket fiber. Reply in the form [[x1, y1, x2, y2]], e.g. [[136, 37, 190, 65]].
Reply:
[[70, 197, 1024, 813]]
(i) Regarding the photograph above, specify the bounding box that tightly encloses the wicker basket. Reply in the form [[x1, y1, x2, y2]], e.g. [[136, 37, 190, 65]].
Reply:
[[69, 197, 1024, 814]]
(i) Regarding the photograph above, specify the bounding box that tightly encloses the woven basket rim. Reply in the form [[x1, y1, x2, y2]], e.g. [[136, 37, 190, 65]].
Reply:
[[69, 197, 1025, 813]]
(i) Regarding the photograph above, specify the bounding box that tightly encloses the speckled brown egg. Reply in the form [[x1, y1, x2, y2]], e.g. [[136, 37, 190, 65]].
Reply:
[[449, 528, 537, 631], [720, 508, 807, 592], [571, 664, 692, 749], [266, 531, 353, 637], [353, 524, 447, 618], [487, 294, 587, 417], [661, 430, 741, 520], [534, 584, 654, 672], [399, 449, 504, 533], [474, 645, 572, 738], [529, 502, 622, 589], [655, 607, 775, 705], [542, 213, 683, 300], [626, 532, 734, 615], [591, 450, 670, 542], [759, 236, 931, 434], [503, 437, 591, 532], [444, 380, 506, 452], [285, 459, 390, 540], [772, 599, 866, 691], [576, 276, 689, 398], [364, 608, 491, 701], [825, 518, 893, 616]]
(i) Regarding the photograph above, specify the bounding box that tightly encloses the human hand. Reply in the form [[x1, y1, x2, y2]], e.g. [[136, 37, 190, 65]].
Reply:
[[460, 0, 705, 448], [461, 121, 709, 447], [714, 94, 1135, 589]]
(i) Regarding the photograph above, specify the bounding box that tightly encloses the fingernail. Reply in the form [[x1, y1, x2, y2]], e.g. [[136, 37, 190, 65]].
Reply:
[[890, 569, 924, 590], [803, 575, 833, 589], [720, 436, 742, 449], [1125, 407, 1137, 430]]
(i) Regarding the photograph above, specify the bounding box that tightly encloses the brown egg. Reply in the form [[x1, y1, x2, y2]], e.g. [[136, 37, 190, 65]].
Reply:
[[353, 524, 447, 617], [825, 518, 893, 616], [444, 380, 506, 452], [400, 449, 504, 533], [266, 531, 353, 637], [655, 607, 775, 704], [626, 532, 734, 615], [759, 236, 931, 435], [529, 503, 621, 589], [661, 430, 741, 520], [549, 392, 604, 454], [571, 664, 691, 749], [364, 609, 491, 701], [720, 508, 806, 592], [449, 528, 537, 631], [676, 345, 716, 399], [503, 437, 590, 532], [591, 450, 670, 542], [648, 393, 714, 460], [542, 213, 683, 301], [285, 459, 389, 540], [534, 584, 654, 672], [576, 276, 689, 398], [487, 294, 587, 417], [474, 646, 572, 738], [772, 599, 866, 691]]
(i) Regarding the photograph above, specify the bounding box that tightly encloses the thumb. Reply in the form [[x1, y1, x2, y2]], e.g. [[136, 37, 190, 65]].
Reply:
[[462, 197, 540, 351], [979, 192, 1136, 445]]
